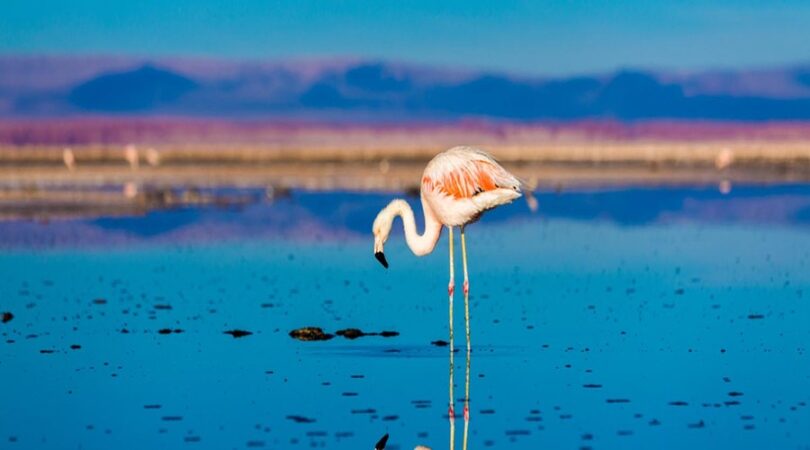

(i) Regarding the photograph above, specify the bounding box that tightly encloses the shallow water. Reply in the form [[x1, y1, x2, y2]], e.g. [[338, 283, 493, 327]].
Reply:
[[1, 185, 809, 450]]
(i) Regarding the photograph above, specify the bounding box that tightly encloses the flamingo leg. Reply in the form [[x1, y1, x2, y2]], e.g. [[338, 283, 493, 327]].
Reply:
[[447, 226, 456, 450], [461, 226, 471, 351], [460, 226, 471, 450]]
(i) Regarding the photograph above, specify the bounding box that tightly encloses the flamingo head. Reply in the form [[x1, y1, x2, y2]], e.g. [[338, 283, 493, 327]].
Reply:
[[372, 213, 392, 269]]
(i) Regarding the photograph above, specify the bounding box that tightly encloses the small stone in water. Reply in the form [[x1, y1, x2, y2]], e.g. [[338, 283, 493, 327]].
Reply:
[[289, 327, 333, 341], [224, 329, 253, 338]]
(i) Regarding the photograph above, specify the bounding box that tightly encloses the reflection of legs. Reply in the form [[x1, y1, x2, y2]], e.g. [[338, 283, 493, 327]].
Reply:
[[461, 229, 471, 413], [462, 346, 471, 450], [460, 227, 471, 450], [448, 226, 456, 450]]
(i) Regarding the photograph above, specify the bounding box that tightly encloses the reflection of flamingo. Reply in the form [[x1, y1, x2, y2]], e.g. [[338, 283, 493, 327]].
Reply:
[[372, 146, 522, 449]]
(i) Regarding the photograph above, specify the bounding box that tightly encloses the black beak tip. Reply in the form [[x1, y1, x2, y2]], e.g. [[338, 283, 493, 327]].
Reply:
[[375, 433, 389, 450], [374, 252, 389, 269]]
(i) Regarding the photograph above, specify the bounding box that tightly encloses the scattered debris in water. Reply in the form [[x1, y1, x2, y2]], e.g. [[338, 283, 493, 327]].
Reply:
[[286, 415, 315, 424], [335, 328, 400, 339], [431, 340, 449, 347], [224, 329, 253, 338], [289, 327, 334, 341], [748, 314, 765, 320], [158, 328, 184, 335], [1, 312, 12, 323], [688, 420, 705, 429]]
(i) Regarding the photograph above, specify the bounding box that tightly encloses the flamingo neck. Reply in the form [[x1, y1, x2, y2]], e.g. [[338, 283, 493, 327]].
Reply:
[[382, 198, 443, 256]]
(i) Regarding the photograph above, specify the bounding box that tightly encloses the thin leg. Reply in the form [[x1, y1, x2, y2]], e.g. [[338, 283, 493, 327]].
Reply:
[[461, 227, 471, 352], [448, 226, 456, 450], [460, 226, 471, 448]]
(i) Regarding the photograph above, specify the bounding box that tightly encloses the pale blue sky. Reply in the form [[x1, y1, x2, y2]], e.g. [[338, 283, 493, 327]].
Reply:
[[2, 0, 809, 75]]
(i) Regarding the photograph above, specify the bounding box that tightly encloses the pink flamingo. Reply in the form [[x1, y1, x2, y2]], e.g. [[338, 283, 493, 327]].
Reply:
[[372, 146, 522, 450]]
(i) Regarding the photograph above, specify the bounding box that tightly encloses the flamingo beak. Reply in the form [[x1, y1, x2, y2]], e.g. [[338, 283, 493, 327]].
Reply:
[[374, 236, 388, 268], [375, 251, 389, 269]]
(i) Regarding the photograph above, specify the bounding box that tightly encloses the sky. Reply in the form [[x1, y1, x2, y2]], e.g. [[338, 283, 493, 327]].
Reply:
[[2, 0, 810, 76]]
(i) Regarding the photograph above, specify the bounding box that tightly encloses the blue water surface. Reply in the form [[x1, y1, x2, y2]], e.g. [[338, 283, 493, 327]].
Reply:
[[1, 184, 809, 450]]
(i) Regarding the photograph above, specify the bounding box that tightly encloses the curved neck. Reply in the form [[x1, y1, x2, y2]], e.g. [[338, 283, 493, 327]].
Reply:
[[382, 198, 443, 256]]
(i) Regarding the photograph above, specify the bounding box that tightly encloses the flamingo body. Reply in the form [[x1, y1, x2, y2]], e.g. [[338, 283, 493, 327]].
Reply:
[[421, 146, 522, 226]]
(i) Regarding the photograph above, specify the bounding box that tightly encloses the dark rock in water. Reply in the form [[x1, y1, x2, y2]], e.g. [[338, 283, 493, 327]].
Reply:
[[583, 384, 602, 388], [431, 340, 449, 347], [1, 312, 12, 323], [606, 398, 630, 403], [748, 314, 764, 319], [224, 329, 253, 338], [375, 433, 389, 450], [154, 304, 172, 310], [728, 391, 744, 397], [286, 415, 316, 423], [70, 344, 81, 350], [161, 416, 183, 421], [688, 420, 705, 429], [39, 349, 55, 354], [335, 328, 400, 339], [144, 404, 162, 409], [336, 328, 366, 339], [289, 327, 334, 341], [92, 298, 107, 305], [669, 401, 689, 406], [158, 328, 183, 335]]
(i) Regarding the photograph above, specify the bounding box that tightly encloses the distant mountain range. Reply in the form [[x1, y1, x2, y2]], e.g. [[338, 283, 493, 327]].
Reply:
[[2, 55, 810, 121]]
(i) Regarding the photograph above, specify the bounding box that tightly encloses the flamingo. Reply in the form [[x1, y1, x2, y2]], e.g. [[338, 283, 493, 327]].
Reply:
[[372, 146, 522, 450]]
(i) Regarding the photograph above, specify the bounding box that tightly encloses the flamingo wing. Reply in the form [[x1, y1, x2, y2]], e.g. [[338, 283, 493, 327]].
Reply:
[[422, 148, 520, 200]]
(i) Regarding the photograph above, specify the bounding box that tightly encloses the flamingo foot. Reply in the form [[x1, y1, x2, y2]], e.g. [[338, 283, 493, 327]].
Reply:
[[448, 283, 455, 296], [448, 406, 455, 419], [463, 280, 469, 295], [463, 404, 470, 421]]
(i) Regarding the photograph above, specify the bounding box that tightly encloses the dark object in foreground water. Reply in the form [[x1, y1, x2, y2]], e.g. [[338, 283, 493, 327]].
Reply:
[[158, 328, 183, 335], [224, 329, 253, 338], [336, 328, 401, 339], [289, 327, 334, 341], [375, 433, 389, 450], [336, 328, 365, 339], [431, 340, 449, 347], [286, 415, 316, 423], [1, 312, 12, 323]]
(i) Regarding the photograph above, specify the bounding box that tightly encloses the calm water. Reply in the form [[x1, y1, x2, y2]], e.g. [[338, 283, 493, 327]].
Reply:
[[1, 185, 809, 450]]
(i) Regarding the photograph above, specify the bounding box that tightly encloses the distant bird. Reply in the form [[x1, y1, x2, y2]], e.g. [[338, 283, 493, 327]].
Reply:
[[124, 144, 139, 169], [715, 147, 735, 170], [145, 147, 161, 166], [373, 148, 520, 345], [62, 148, 75, 171]]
